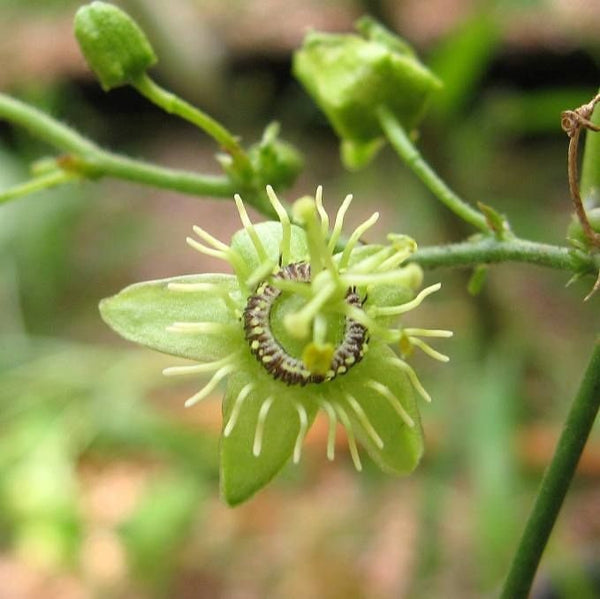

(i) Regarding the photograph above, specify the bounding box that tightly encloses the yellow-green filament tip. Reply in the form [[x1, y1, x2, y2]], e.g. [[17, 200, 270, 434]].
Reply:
[[234, 194, 268, 262], [339, 211, 380, 269], [265, 185, 291, 265], [328, 194, 353, 252]]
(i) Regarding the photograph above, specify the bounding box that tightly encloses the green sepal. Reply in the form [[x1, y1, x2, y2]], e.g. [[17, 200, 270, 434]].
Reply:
[[99, 274, 239, 362], [293, 19, 441, 152], [74, 1, 157, 91], [338, 344, 424, 473], [230, 221, 308, 280], [220, 360, 318, 505], [341, 138, 385, 170]]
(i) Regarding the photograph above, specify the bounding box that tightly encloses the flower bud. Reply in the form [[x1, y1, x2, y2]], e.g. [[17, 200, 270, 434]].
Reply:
[[74, 1, 157, 90], [248, 123, 304, 189], [293, 16, 441, 163]]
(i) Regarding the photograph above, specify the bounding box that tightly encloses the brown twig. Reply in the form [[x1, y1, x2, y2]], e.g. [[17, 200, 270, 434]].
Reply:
[[561, 93, 600, 249]]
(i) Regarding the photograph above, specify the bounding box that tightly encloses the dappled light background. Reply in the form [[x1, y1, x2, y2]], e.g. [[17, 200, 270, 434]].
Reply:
[[1, 1, 600, 598]]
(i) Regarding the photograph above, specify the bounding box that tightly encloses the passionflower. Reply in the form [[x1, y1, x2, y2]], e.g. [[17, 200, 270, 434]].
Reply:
[[100, 187, 451, 505]]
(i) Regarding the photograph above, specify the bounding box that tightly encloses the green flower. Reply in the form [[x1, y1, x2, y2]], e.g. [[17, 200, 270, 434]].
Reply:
[[100, 187, 450, 505], [293, 17, 442, 168]]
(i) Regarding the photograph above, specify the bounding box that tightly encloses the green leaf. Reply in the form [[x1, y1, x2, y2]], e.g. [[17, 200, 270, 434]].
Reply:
[[220, 359, 318, 505], [99, 274, 239, 362], [339, 344, 424, 473]]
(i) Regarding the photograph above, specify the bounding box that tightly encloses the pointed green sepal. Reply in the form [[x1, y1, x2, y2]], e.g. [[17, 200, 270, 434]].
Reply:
[[339, 344, 424, 473], [99, 274, 239, 362], [220, 362, 318, 505]]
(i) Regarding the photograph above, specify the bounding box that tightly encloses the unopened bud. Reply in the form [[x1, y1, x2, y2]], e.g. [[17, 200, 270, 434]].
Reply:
[[74, 1, 157, 90]]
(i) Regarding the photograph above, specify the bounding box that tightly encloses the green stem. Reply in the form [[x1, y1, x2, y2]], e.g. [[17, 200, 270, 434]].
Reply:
[[499, 339, 600, 599], [411, 237, 595, 273], [132, 74, 253, 177], [377, 105, 489, 232], [0, 170, 78, 204], [0, 93, 236, 200], [89, 150, 235, 197], [0, 93, 98, 155]]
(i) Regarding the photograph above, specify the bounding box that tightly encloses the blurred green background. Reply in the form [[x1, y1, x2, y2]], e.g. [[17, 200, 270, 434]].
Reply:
[[1, 1, 600, 598]]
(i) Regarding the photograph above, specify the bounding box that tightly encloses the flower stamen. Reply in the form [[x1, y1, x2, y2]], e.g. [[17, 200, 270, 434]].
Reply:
[[404, 327, 453, 338], [163, 354, 236, 376], [184, 364, 236, 407], [345, 393, 384, 449], [314, 185, 330, 237], [386, 357, 432, 403], [367, 379, 415, 428], [320, 399, 338, 461], [339, 211, 380, 270], [253, 396, 275, 457], [370, 283, 442, 317], [223, 383, 254, 437], [166, 321, 236, 334], [334, 402, 362, 471], [266, 185, 292, 265], [328, 193, 353, 252], [234, 194, 268, 262], [408, 337, 450, 362], [293, 402, 309, 463]]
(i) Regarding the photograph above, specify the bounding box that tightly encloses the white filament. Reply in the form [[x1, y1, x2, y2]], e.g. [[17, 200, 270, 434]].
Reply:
[[223, 383, 254, 437], [293, 402, 309, 464], [345, 394, 384, 449], [334, 403, 362, 471], [367, 379, 415, 428], [253, 396, 274, 457], [184, 364, 235, 407]]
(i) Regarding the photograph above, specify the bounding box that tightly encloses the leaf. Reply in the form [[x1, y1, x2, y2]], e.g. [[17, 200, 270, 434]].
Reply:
[[99, 274, 239, 362], [338, 344, 424, 474], [220, 359, 318, 505]]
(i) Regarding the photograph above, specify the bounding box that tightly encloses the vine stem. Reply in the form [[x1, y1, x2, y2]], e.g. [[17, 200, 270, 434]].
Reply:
[[411, 237, 596, 273], [132, 74, 253, 178], [0, 93, 236, 199], [376, 105, 489, 233], [499, 339, 600, 599]]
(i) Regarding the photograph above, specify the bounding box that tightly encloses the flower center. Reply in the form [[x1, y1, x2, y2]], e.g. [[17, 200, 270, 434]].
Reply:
[[243, 262, 369, 385]]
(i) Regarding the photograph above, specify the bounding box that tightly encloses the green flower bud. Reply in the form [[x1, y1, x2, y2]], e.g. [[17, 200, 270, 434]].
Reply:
[[293, 17, 441, 166], [74, 1, 157, 91], [248, 123, 304, 189]]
